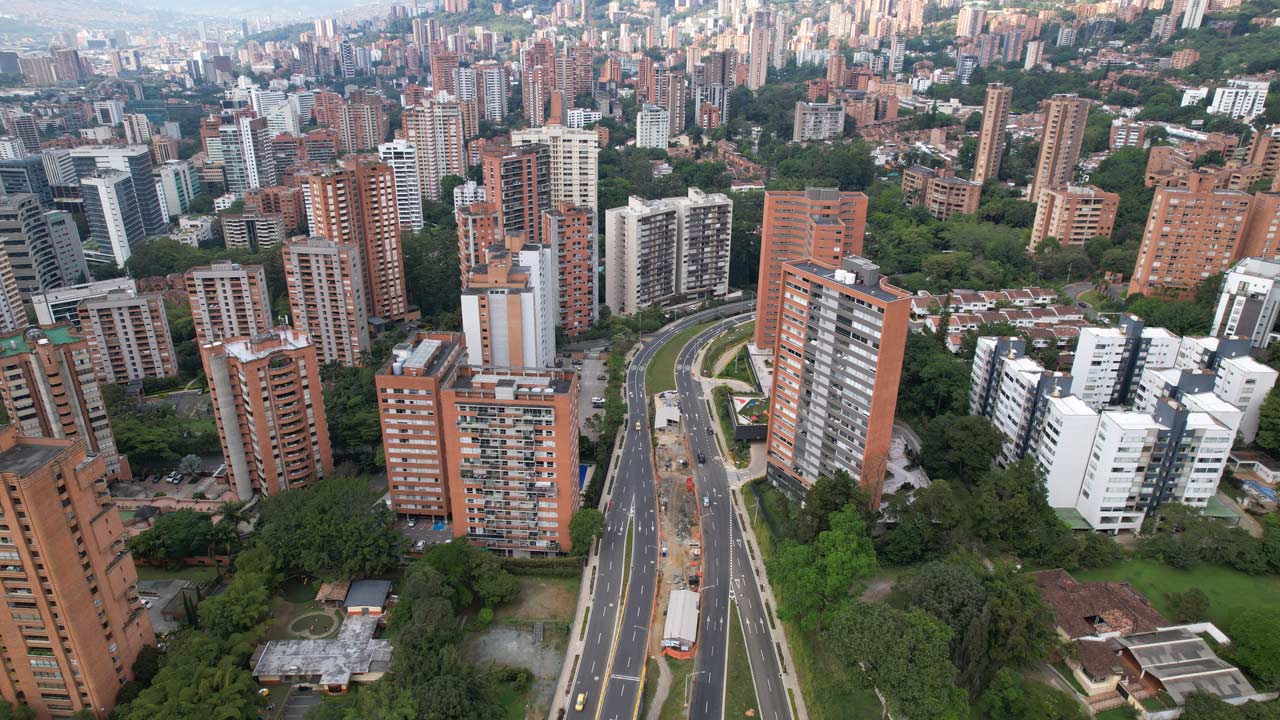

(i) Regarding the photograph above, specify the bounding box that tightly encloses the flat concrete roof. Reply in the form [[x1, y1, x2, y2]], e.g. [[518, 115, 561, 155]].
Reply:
[[0, 443, 63, 476]]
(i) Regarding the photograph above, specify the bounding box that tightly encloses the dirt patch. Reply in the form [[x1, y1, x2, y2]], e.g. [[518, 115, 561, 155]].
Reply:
[[653, 403, 702, 653], [859, 578, 897, 603], [495, 576, 580, 625], [464, 623, 566, 719]]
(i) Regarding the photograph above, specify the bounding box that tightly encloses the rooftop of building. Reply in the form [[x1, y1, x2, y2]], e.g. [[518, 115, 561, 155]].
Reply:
[[786, 258, 905, 304], [0, 326, 81, 357], [252, 614, 391, 687], [1117, 628, 1257, 704], [0, 441, 65, 477], [1228, 256, 1280, 278], [212, 328, 311, 362], [386, 333, 462, 378], [1034, 568, 1168, 640], [450, 368, 574, 395]]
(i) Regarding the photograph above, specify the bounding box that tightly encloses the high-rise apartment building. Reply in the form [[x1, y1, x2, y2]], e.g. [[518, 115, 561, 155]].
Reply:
[[1247, 125, 1280, 178], [542, 203, 598, 337], [457, 201, 503, 282], [0, 194, 63, 297], [0, 247, 24, 335], [604, 189, 732, 314], [747, 11, 770, 90], [219, 116, 278, 197], [1208, 78, 1270, 121], [1212, 256, 1280, 349], [377, 332, 467, 520], [753, 187, 868, 351], [0, 326, 128, 479], [461, 242, 556, 369], [1069, 315, 1181, 409], [184, 261, 272, 345], [402, 94, 465, 201], [1028, 185, 1120, 250], [282, 237, 370, 367], [80, 172, 146, 268], [77, 289, 176, 384], [202, 328, 332, 499], [901, 167, 982, 220], [377, 140, 425, 231], [32, 278, 136, 327], [637, 105, 671, 148], [482, 143, 551, 246], [973, 83, 1012, 184], [792, 101, 845, 142], [1128, 182, 1254, 297], [303, 158, 409, 321], [1030, 94, 1090, 199], [155, 160, 201, 219], [0, 426, 154, 718], [511, 125, 599, 214], [441, 366, 579, 555], [221, 210, 287, 252], [764, 257, 910, 503], [70, 145, 166, 236]]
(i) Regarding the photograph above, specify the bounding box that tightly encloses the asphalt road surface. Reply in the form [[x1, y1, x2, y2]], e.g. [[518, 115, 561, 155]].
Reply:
[[568, 301, 753, 720], [676, 318, 793, 720]]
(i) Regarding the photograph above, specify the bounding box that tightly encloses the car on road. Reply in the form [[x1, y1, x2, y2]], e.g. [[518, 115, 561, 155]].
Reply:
[[706, 427, 713, 435], [697, 452, 705, 464], [575, 693, 586, 711], [635, 421, 641, 431], [703, 496, 710, 508], [591, 396, 605, 408], [729, 590, 736, 600], [597, 374, 606, 381]]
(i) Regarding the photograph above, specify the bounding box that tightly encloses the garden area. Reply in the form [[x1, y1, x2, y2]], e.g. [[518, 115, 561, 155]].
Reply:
[[1074, 559, 1280, 629], [646, 321, 717, 395], [264, 577, 344, 642]]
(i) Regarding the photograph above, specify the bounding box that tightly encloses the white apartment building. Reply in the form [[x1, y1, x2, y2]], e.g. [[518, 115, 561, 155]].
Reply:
[[377, 140, 425, 231], [1212, 257, 1280, 348], [402, 94, 465, 202], [969, 337, 1073, 465], [792, 101, 846, 142], [154, 160, 201, 219], [604, 189, 733, 315], [1069, 315, 1181, 409], [80, 172, 146, 268], [1208, 78, 1270, 122], [461, 243, 557, 370], [453, 180, 486, 208], [1034, 394, 1101, 507], [512, 124, 599, 213], [32, 277, 136, 326], [637, 105, 671, 148]]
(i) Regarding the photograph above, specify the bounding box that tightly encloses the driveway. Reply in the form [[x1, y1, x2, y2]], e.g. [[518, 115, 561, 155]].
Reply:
[[279, 689, 321, 720]]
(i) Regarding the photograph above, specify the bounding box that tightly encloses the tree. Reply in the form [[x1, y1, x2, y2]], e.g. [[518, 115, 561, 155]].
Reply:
[[767, 505, 877, 629], [1228, 607, 1280, 685], [792, 470, 863, 543], [919, 414, 1003, 484], [568, 508, 605, 555], [1166, 588, 1211, 623], [423, 539, 518, 609], [255, 476, 406, 580], [823, 602, 969, 720], [901, 561, 987, 643], [1256, 389, 1280, 455], [114, 631, 264, 719], [967, 460, 1069, 561], [178, 454, 203, 476], [126, 510, 216, 566], [0, 703, 36, 720], [976, 669, 1087, 720]]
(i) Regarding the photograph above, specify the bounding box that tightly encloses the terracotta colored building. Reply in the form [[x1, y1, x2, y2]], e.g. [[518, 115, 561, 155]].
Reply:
[[1029, 185, 1120, 251], [441, 366, 579, 555], [0, 326, 129, 480], [377, 332, 467, 520], [76, 289, 177, 384], [202, 328, 332, 499], [1128, 179, 1254, 297], [765, 257, 910, 505], [481, 142, 551, 247], [244, 185, 307, 233], [304, 158, 409, 321], [542, 203, 598, 337], [902, 166, 981, 220], [1030, 94, 1090, 199], [282, 237, 370, 367], [184, 261, 272, 346], [973, 82, 1012, 184], [0, 427, 154, 718], [456, 201, 502, 284], [753, 187, 868, 351]]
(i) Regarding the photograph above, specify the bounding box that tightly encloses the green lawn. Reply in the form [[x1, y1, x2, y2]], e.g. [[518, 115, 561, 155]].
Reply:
[[717, 345, 755, 385], [495, 679, 532, 720], [646, 322, 717, 396], [659, 658, 695, 720], [641, 657, 660, 717], [1096, 706, 1140, 720], [135, 565, 220, 583], [1074, 559, 1280, 628], [726, 602, 760, 718], [700, 321, 755, 377]]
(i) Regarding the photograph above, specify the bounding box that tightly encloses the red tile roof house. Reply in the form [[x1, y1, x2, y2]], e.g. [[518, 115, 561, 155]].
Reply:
[[1034, 569, 1269, 717]]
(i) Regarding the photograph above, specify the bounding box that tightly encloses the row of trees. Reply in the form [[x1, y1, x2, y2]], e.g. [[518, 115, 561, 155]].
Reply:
[[127, 504, 244, 567]]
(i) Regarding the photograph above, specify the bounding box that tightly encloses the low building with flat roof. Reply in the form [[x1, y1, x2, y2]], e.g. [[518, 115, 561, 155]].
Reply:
[[252, 615, 391, 694]]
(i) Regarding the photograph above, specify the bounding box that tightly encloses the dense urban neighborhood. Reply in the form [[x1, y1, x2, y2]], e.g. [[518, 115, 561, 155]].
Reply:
[[3, 0, 1280, 717]]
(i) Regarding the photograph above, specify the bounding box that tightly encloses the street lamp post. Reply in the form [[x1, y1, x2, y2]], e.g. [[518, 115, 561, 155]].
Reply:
[[684, 670, 707, 708]]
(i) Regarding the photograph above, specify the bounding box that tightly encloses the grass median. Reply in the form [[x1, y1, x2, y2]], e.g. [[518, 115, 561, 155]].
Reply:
[[645, 321, 718, 396], [726, 601, 760, 719]]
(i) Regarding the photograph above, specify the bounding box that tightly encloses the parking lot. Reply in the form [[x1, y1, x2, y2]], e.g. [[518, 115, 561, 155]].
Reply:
[[400, 517, 454, 554], [278, 687, 321, 719], [571, 354, 608, 440]]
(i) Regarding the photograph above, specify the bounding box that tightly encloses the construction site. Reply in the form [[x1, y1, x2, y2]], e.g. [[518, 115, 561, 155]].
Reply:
[[650, 390, 704, 660]]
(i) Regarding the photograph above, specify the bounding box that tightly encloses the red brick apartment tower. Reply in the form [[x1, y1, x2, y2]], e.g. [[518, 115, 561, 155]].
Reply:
[[202, 328, 332, 500], [184, 261, 271, 346], [542, 202, 598, 337], [481, 143, 551, 247], [442, 367, 580, 556], [753, 187, 868, 352], [764, 257, 910, 506], [376, 332, 467, 520], [456, 201, 502, 284], [0, 426, 154, 718]]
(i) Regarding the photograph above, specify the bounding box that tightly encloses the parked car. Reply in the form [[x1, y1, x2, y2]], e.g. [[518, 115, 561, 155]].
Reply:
[[597, 374, 606, 381], [414, 540, 427, 552]]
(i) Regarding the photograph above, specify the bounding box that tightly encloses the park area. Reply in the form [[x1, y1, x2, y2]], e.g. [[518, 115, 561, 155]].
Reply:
[[646, 321, 717, 395]]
